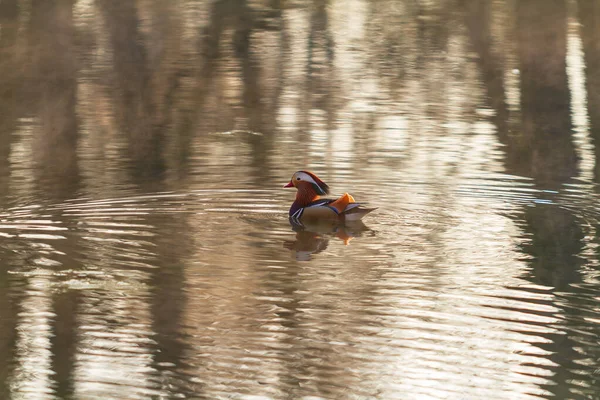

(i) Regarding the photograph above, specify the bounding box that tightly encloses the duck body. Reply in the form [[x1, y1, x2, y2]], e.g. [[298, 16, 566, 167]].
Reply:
[[284, 171, 375, 225]]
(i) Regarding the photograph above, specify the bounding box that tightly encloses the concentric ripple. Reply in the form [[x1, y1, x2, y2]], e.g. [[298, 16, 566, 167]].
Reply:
[[0, 171, 599, 400]]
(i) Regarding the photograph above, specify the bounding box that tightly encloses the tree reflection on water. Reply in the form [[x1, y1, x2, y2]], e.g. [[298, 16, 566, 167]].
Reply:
[[0, 0, 600, 398]]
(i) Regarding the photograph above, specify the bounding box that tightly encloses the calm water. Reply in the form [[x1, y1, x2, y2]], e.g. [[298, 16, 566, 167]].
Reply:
[[1, 0, 600, 399]]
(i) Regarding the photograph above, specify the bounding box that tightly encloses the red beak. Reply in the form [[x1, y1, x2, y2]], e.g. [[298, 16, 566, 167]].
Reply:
[[284, 181, 294, 188]]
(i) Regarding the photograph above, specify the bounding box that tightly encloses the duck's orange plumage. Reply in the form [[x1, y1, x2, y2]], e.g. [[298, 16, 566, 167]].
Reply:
[[284, 171, 375, 224]]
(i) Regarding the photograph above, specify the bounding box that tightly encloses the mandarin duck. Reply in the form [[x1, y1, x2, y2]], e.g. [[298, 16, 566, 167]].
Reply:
[[284, 171, 376, 224]]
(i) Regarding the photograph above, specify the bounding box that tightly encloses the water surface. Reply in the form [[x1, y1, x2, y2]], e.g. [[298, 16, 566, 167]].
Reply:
[[1, 0, 600, 399]]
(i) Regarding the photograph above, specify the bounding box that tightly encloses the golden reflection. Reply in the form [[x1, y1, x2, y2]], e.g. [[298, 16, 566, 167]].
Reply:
[[284, 220, 370, 261], [0, 0, 600, 399], [566, 6, 594, 182], [73, 294, 162, 399], [11, 275, 55, 399]]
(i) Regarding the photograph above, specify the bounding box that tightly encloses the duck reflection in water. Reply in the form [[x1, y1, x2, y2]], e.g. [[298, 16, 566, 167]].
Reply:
[[284, 219, 371, 261]]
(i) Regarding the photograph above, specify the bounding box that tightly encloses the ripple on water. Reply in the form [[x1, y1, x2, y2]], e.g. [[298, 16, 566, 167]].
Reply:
[[1, 183, 599, 399]]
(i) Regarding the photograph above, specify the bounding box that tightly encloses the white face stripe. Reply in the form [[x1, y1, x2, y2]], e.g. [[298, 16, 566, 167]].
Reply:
[[294, 171, 319, 186]]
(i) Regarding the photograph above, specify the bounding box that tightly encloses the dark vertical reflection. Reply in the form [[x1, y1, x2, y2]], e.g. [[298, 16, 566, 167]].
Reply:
[[50, 288, 79, 398], [519, 206, 586, 399], [149, 213, 195, 398], [297, 0, 337, 157], [232, 0, 274, 175], [415, 1, 453, 123], [99, 0, 165, 178], [207, 0, 281, 177], [462, 0, 508, 138], [29, 0, 80, 196], [148, 0, 190, 184], [414, 0, 453, 61], [262, 260, 307, 395], [502, 2, 592, 396], [511, 0, 577, 184], [178, 0, 226, 151], [578, 0, 600, 181], [522, 207, 584, 289], [307, 0, 334, 98], [26, 2, 81, 392], [0, 0, 21, 197]]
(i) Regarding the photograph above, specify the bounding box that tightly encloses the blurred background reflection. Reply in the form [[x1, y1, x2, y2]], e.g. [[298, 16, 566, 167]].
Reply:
[[0, 0, 599, 398]]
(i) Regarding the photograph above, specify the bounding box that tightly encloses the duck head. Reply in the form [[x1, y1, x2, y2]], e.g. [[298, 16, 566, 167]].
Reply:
[[284, 171, 330, 196]]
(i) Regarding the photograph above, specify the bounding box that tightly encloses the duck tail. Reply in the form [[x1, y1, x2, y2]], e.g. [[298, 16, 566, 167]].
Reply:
[[343, 205, 377, 221]]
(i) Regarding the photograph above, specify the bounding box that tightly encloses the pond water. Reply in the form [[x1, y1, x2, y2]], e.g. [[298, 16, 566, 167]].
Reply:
[[1, 0, 600, 399]]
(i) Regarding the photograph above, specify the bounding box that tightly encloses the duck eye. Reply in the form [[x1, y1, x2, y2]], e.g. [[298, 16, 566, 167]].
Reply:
[[296, 177, 301, 180]]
